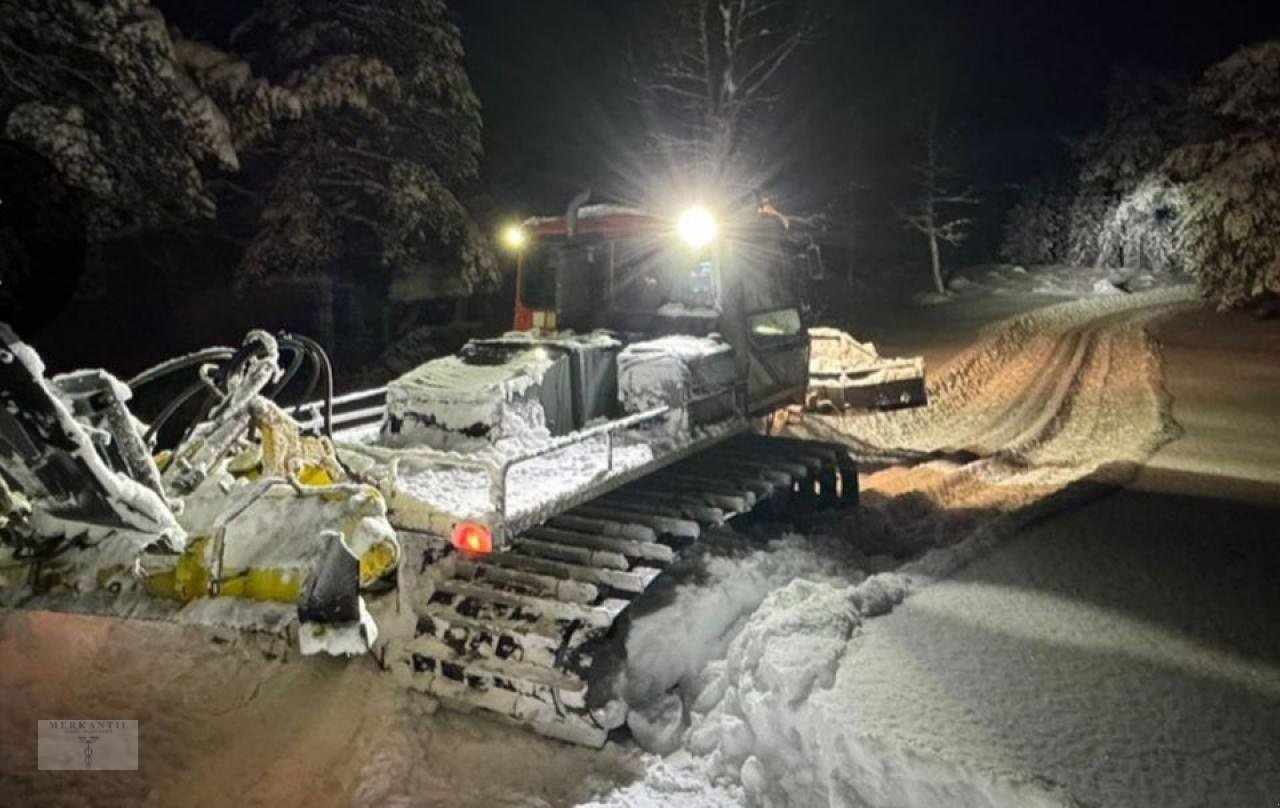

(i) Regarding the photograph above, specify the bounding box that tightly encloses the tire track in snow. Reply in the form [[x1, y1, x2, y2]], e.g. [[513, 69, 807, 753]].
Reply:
[[598, 286, 1200, 808]]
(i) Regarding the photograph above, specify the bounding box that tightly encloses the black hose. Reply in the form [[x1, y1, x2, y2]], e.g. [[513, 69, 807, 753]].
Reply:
[[282, 337, 322, 424], [266, 343, 305, 401], [285, 333, 334, 438], [126, 347, 235, 391], [144, 379, 206, 448]]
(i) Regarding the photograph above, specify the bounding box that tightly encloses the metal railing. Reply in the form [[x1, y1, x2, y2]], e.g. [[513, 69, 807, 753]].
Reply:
[[295, 387, 387, 435], [330, 382, 746, 542]]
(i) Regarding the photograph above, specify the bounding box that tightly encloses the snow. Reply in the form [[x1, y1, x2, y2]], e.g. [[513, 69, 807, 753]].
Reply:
[[522, 204, 653, 228], [383, 346, 556, 448], [617, 335, 734, 414], [915, 263, 1188, 305], [350, 334, 740, 535], [586, 284, 1222, 807], [299, 595, 378, 657], [377, 437, 657, 532], [657, 302, 720, 319], [0, 332, 184, 567]]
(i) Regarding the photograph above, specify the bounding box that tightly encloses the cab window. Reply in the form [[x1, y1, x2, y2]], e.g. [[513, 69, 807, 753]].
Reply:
[[747, 307, 803, 346]]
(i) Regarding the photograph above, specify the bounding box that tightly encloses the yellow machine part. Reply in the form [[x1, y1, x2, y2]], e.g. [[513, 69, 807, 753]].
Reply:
[[143, 478, 396, 603], [144, 536, 301, 604]]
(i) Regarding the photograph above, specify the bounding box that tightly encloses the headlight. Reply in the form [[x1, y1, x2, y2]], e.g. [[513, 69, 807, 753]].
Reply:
[[676, 205, 717, 249], [500, 224, 527, 251]]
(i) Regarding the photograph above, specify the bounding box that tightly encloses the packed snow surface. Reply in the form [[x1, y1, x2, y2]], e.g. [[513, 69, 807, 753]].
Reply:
[[588, 285, 1216, 807]]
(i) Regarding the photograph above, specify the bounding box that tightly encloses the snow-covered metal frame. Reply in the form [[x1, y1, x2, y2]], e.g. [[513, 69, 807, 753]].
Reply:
[[334, 384, 749, 547]]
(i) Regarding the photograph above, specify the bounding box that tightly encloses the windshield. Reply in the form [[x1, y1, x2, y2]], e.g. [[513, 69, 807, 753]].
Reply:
[[610, 241, 717, 313]]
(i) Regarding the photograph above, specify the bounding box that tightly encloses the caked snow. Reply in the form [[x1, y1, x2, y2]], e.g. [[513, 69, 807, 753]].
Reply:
[[354, 333, 735, 532], [389, 438, 656, 527]]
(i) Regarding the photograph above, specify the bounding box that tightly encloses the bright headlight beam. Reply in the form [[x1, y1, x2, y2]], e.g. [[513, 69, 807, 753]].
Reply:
[[676, 205, 717, 249], [500, 224, 527, 251]]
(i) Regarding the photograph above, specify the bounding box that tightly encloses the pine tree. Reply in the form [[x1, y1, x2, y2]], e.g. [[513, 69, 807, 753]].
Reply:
[[1165, 40, 1280, 306], [1, 0, 495, 296], [186, 0, 494, 289], [0, 0, 238, 237], [1000, 182, 1072, 266]]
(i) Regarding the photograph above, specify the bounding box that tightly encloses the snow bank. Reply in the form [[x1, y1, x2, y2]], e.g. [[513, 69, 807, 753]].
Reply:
[[937, 263, 1186, 302], [615, 533, 867, 724]]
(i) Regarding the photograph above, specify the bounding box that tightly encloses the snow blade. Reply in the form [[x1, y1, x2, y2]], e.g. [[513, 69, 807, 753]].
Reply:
[[805, 327, 929, 412]]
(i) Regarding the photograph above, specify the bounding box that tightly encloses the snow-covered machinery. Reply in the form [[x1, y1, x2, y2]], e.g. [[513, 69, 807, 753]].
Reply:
[[0, 199, 887, 746], [0, 325, 400, 655]]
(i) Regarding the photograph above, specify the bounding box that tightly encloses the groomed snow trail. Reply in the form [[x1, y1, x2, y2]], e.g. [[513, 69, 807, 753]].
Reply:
[[595, 286, 1200, 808]]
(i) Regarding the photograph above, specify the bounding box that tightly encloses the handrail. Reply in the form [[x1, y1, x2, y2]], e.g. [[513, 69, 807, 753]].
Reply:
[[333, 382, 746, 543], [491, 405, 670, 519]]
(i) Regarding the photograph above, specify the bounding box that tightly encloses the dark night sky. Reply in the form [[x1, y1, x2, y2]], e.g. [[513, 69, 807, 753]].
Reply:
[[454, 0, 1280, 223]]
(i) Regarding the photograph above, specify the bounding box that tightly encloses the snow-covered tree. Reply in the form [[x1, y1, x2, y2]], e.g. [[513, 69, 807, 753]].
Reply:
[[1076, 67, 1191, 197], [635, 0, 820, 189], [901, 112, 977, 295], [2, 0, 494, 300], [1096, 175, 1186, 273], [0, 0, 237, 237], [1164, 40, 1280, 306], [1064, 189, 1112, 267], [194, 0, 494, 289], [1000, 182, 1072, 265]]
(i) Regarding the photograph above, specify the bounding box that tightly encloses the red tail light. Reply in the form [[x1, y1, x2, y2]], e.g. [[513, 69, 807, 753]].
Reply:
[[451, 521, 493, 555]]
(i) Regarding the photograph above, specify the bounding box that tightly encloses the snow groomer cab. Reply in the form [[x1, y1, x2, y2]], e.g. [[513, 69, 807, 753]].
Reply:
[[509, 199, 812, 416]]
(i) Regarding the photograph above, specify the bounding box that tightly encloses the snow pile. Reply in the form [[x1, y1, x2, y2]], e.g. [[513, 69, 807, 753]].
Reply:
[[579, 752, 746, 808], [615, 534, 868, 745], [686, 580, 857, 796]]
